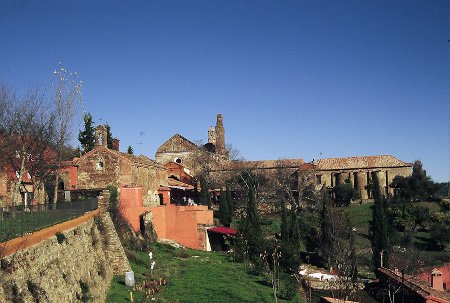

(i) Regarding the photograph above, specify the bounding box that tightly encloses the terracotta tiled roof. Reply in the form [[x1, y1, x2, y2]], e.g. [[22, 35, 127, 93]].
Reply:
[[214, 158, 304, 171], [316, 155, 412, 170], [167, 178, 194, 190], [74, 146, 165, 169], [378, 268, 450, 301], [156, 134, 198, 154], [123, 153, 164, 168]]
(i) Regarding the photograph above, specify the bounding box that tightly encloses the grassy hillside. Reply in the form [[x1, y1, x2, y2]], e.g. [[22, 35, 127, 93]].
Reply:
[[344, 201, 450, 278], [107, 243, 304, 303]]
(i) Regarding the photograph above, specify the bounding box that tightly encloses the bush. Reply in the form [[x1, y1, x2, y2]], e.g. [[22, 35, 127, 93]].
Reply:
[[334, 183, 355, 206], [55, 232, 67, 244], [107, 185, 118, 211], [430, 221, 450, 249], [79, 280, 91, 303], [278, 272, 299, 300], [440, 199, 450, 212]]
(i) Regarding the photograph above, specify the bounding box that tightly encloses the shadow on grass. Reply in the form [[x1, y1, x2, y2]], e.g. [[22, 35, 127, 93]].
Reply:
[[256, 279, 272, 287]]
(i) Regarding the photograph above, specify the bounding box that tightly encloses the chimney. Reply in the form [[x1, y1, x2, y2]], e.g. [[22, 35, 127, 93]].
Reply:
[[431, 269, 444, 291], [112, 138, 120, 151]]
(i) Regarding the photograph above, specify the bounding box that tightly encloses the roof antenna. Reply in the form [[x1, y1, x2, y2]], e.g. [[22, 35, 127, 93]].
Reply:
[[136, 131, 144, 155]]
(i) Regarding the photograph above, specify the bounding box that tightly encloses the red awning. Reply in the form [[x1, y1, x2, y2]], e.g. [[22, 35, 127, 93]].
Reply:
[[208, 226, 237, 236]]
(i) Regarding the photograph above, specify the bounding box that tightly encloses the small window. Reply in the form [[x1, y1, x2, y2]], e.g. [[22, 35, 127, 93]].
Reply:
[[174, 157, 183, 164], [96, 161, 104, 170], [316, 174, 322, 184]]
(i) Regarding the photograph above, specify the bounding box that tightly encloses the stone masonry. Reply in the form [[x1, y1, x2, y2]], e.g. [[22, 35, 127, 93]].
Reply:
[[0, 212, 130, 303]]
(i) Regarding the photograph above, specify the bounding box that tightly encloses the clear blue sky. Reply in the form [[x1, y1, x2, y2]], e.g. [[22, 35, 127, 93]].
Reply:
[[1, 1, 448, 182]]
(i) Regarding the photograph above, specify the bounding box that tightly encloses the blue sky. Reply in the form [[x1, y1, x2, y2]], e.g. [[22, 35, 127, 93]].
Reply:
[[0, 1, 448, 181]]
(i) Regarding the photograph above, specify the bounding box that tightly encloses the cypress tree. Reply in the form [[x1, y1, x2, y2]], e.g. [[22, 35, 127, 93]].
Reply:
[[240, 185, 264, 269], [280, 199, 301, 272], [127, 146, 134, 154], [369, 173, 390, 270], [226, 183, 233, 225], [320, 189, 333, 265], [199, 175, 210, 209], [218, 188, 230, 227], [105, 124, 113, 149], [78, 113, 95, 153]]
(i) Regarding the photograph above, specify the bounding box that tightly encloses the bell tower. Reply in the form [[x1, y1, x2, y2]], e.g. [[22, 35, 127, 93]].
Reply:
[[215, 114, 227, 157], [95, 125, 108, 148]]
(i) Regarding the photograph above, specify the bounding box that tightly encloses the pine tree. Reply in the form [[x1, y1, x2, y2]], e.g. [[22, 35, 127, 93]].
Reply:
[[226, 183, 233, 225], [369, 173, 390, 270], [78, 113, 95, 153], [199, 175, 210, 209], [127, 146, 134, 154], [218, 188, 230, 227]]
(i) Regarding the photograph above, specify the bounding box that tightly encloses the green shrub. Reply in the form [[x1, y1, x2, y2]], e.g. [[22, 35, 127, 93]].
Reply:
[[55, 232, 67, 244], [440, 199, 450, 212], [107, 185, 118, 211], [334, 183, 355, 206], [79, 280, 91, 303]]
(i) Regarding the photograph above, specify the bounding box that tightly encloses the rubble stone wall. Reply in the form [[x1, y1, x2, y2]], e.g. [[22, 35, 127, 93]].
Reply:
[[0, 213, 130, 303]]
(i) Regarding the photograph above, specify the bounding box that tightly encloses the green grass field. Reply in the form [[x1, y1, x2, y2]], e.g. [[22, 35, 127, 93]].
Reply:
[[107, 243, 304, 303]]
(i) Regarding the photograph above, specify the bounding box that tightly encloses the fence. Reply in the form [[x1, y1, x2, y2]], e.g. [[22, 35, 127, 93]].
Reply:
[[0, 198, 98, 243]]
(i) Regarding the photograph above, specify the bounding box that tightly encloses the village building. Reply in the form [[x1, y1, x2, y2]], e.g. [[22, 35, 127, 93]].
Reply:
[[0, 166, 34, 207], [157, 114, 413, 204], [58, 125, 214, 250], [155, 114, 229, 173], [377, 265, 450, 303], [314, 155, 413, 199], [61, 125, 168, 206]]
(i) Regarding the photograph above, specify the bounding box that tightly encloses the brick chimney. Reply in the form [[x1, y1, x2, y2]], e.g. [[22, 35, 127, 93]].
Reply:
[[112, 138, 120, 151], [431, 269, 444, 291]]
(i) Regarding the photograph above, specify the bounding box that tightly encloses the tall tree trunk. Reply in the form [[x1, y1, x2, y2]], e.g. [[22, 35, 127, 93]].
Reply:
[[12, 156, 26, 207]]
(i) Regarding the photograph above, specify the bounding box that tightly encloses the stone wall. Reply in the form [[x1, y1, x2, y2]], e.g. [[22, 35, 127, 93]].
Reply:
[[155, 151, 195, 168], [76, 147, 167, 207], [0, 212, 130, 303], [77, 148, 122, 190]]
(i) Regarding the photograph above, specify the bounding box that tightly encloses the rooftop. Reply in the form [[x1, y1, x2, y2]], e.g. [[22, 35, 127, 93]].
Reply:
[[315, 155, 412, 171]]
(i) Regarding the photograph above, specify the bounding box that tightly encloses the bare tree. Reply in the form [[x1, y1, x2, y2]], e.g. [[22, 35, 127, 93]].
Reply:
[[0, 85, 56, 207], [51, 63, 83, 204], [323, 210, 359, 301]]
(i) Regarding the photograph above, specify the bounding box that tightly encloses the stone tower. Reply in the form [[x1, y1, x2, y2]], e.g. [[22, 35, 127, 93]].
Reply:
[[208, 126, 216, 144], [215, 114, 227, 157]]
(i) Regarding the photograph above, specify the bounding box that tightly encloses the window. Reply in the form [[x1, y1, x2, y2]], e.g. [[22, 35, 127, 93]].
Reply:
[[174, 157, 183, 164], [316, 174, 322, 184], [96, 161, 104, 170]]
